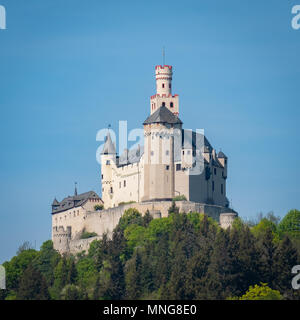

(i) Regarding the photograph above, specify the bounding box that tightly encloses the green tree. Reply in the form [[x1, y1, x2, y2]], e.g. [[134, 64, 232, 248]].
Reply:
[[278, 209, 300, 239], [17, 264, 50, 300], [237, 283, 282, 300], [119, 208, 143, 230]]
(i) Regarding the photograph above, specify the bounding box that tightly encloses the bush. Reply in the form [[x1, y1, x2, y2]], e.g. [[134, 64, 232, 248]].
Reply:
[[172, 195, 187, 201], [238, 283, 283, 300], [118, 201, 136, 206], [80, 231, 98, 239], [94, 204, 104, 211], [278, 209, 300, 239]]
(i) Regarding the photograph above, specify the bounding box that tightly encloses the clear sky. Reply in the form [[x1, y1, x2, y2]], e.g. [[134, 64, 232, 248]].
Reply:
[[0, 0, 299, 263]]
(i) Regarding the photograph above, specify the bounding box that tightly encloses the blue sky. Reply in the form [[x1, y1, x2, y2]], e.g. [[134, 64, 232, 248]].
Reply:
[[0, 0, 299, 263]]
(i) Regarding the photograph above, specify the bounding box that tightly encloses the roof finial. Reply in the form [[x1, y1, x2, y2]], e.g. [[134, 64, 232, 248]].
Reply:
[[162, 46, 165, 65], [74, 182, 78, 196]]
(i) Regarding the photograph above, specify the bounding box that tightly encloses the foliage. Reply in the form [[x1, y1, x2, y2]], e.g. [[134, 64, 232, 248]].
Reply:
[[94, 204, 104, 211], [2, 208, 300, 300], [17, 264, 50, 300], [80, 231, 98, 239], [118, 201, 136, 206], [278, 209, 300, 239], [119, 208, 143, 230], [172, 195, 187, 201], [237, 283, 283, 300]]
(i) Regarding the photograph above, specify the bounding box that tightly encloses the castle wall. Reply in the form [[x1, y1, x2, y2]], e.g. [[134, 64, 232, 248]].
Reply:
[[52, 200, 237, 254]]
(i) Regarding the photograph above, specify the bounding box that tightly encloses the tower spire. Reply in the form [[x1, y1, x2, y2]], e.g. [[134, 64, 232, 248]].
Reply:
[[74, 182, 78, 196]]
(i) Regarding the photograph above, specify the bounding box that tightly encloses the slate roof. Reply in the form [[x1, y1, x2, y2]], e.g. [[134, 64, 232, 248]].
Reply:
[[182, 129, 213, 152], [118, 145, 144, 166], [143, 105, 183, 125], [218, 151, 227, 159], [101, 132, 116, 154], [52, 191, 102, 214]]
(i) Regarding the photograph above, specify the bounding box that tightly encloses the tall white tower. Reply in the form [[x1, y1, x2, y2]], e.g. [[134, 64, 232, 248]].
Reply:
[[150, 65, 179, 116]]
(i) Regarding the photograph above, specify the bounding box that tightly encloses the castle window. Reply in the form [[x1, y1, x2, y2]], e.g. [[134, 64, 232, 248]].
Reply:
[[166, 150, 169, 156], [110, 187, 113, 194], [162, 102, 166, 107], [106, 160, 110, 165], [169, 83, 171, 89], [170, 102, 174, 108], [214, 168, 216, 175], [162, 83, 165, 88], [221, 184, 224, 195], [212, 181, 215, 192], [176, 164, 181, 171], [101, 174, 103, 179], [182, 151, 184, 155], [166, 165, 169, 170], [124, 180, 126, 187]]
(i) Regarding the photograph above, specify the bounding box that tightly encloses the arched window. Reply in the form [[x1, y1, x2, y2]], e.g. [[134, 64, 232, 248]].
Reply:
[[170, 102, 174, 108], [162, 102, 166, 107], [162, 83, 165, 88]]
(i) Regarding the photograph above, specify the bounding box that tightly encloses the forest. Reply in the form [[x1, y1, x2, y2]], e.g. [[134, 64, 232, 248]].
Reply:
[[1, 205, 300, 300]]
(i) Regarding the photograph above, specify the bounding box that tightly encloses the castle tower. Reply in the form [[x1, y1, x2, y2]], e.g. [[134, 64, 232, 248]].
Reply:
[[150, 65, 179, 116], [101, 131, 116, 208], [142, 106, 183, 201]]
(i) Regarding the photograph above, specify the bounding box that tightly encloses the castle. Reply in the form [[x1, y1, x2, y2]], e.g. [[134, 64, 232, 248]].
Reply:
[[52, 64, 237, 254]]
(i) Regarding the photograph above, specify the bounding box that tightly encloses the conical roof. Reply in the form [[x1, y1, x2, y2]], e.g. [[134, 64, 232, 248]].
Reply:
[[143, 105, 183, 125], [52, 198, 59, 206], [218, 151, 227, 159], [101, 131, 116, 154]]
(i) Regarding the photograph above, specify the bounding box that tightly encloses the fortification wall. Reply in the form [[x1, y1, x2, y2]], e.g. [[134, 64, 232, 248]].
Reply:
[[54, 201, 237, 254], [69, 236, 102, 255]]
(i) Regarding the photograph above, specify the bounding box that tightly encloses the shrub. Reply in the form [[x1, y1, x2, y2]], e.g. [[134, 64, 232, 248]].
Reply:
[[172, 195, 187, 201], [80, 231, 98, 239], [94, 204, 104, 211]]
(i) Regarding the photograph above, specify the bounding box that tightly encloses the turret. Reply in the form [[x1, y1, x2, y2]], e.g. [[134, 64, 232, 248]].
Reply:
[[101, 131, 116, 208], [217, 151, 228, 179], [142, 105, 182, 201], [150, 65, 179, 116]]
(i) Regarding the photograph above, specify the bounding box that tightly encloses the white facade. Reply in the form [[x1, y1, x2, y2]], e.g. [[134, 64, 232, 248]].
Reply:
[[101, 64, 229, 209]]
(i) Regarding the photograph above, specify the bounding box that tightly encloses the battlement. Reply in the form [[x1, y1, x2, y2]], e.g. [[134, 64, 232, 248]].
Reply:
[[53, 225, 71, 237], [150, 94, 179, 99], [155, 65, 172, 71]]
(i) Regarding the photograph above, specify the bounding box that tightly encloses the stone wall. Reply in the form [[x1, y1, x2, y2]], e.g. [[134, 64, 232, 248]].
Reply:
[[53, 200, 237, 254]]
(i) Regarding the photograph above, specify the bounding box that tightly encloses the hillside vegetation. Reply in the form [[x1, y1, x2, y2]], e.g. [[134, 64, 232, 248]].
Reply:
[[1, 206, 300, 300]]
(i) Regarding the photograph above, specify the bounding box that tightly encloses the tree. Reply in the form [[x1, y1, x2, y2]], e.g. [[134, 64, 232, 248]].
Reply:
[[61, 284, 81, 300], [32, 240, 60, 286], [142, 210, 153, 227], [278, 209, 300, 239], [168, 201, 179, 215], [119, 208, 143, 230], [17, 264, 50, 300], [237, 283, 282, 300], [272, 235, 299, 298], [3, 249, 38, 291], [16, 241, 34, 255]]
